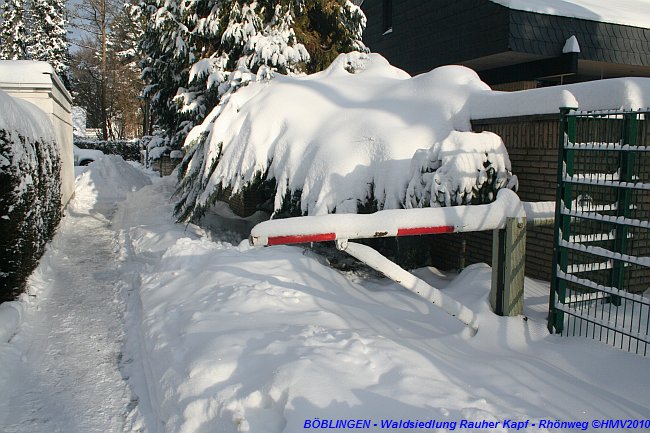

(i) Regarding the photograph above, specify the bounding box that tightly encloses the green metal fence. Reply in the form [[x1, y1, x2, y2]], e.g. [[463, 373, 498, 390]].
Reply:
[[548, 108, 650, 355]]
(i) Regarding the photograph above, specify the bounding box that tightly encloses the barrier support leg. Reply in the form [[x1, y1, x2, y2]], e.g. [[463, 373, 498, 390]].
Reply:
[[490, 217, 526, 316], [336, 240, 479, 335]]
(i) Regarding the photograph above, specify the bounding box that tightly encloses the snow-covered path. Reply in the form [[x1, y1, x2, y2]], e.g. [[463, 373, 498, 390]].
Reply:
[[0, 160, 151, 433]]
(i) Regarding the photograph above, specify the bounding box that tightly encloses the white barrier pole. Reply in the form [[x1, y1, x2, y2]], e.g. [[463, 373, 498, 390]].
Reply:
[[336, 240, 479, 336]]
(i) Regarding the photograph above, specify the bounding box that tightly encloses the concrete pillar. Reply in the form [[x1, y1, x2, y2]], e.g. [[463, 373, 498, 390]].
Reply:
[[491, 217, 527, 316]]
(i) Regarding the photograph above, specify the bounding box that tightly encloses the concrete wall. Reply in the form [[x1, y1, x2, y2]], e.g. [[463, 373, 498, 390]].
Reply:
[[0, 61, 75, 205]]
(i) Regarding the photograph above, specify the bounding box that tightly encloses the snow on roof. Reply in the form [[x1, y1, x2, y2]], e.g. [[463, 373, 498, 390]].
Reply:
[[470, 77, 650, 119], [489, 0, 650, 29]]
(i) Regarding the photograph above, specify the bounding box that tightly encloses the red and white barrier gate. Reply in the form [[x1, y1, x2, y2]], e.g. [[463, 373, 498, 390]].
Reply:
[[250, 189, 526, 335]]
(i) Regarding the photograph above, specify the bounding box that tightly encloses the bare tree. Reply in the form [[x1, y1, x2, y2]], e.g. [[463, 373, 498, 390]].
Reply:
[[69, 0, 143, 140]]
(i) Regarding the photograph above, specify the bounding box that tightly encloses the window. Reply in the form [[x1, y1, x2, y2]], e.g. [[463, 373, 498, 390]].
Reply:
[[382, 0, 393, 34]]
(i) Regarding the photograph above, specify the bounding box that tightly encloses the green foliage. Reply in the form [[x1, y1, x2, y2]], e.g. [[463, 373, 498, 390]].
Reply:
[[137, 0, 366, 151], [165, 0, 367, 221], [293, 0, 366, 73], [0, 128, 62, 302], [0, 0, 28, 60]]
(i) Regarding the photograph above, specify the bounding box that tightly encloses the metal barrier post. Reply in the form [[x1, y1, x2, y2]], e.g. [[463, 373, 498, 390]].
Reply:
[[491, 217, 527, 316]]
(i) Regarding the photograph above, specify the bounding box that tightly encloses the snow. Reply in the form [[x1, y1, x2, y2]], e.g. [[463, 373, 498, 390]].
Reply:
[[562, 35, 580, 54], [0, 156, 649, 433], [0, 301, 23, 343], [73, 144, 104, 165], [72, 106, 87, 136], [0, 89, 54, 142], [74, 155, 152, 204], [470, 77, 650, 119], [0, 157, 153, 433], [185, 52, 515, 217], [250, 188, 524, 245], [143, 134, 170, 162], [182, 52, 650, 221], [488, 0, 650, 29], [0, 60, 56, 86]]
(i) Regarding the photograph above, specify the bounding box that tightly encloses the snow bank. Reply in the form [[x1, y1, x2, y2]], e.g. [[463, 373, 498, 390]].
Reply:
[[470, 77, 650, 119], [71, 155, 152, 209], [182, 53, 515, 218], [488, 0, 650, 29], [0, 301, 23, 343], [119, 175, 650, 433]]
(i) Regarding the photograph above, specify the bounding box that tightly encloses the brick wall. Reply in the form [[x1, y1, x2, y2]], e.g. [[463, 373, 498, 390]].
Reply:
[[427, 114, 560, 280], [221, 186, 263, 218], [440, 114, 649, 294]]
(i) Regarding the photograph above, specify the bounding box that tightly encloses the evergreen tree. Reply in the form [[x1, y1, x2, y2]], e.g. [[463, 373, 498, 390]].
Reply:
[[137, 0, 366, 151], [29, 0, 70, 82], [162, 0, 367, 221], [137, 0, 194, 147], [0, 0, 29, 60]]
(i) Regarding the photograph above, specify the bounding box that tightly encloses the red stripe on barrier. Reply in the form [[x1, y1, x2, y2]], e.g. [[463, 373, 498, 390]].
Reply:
[[397, 226, 455, 236], [267, 233, 337, 246]]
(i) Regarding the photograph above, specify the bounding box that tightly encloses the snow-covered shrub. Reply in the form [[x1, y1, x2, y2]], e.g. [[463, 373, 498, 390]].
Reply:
[[406, 131, 517, 208], [0, 91, 61, 302], [175, 53, 517, 222], [140, 133, 171, 164]]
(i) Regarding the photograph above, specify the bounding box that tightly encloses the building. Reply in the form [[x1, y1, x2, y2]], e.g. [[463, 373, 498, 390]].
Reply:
[[360, 0, 650, 90]]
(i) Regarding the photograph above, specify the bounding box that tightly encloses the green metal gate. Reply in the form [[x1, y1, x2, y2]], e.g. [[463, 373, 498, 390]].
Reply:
[[548, 108, 650, 355]]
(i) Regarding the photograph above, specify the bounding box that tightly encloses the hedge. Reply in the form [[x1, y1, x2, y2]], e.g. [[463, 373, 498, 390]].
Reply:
[[74, 139, 141, 161], [0, 96, 62, 302]]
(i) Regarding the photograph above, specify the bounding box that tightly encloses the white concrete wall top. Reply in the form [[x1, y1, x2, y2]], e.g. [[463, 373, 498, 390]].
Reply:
[[0, 60, 61, 86], [0, 60, 75, 206]]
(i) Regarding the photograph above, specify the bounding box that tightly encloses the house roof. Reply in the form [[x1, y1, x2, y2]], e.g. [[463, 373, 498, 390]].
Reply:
[[360, 0, 650, 85], [488, 0, 650, 30]]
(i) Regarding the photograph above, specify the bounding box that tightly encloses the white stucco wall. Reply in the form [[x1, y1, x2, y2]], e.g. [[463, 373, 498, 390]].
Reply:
[[0, 61, 75, 205]]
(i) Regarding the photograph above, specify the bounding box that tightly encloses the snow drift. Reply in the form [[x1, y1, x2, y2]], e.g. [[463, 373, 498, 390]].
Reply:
[[72, 155, 152, 209], [116, 172, 650, 433], [470, 77, 650, 119]]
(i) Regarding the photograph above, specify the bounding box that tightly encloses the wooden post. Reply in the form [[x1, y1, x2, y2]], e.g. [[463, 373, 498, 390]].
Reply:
[[491, 217, 527, 316]]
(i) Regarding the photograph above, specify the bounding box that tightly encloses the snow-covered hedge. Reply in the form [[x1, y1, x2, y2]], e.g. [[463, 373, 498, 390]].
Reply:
[[0, 90, 61, 302], [175, 53, 517, 221], [140, 133, 171, 163], [74, 139, 141, 162]]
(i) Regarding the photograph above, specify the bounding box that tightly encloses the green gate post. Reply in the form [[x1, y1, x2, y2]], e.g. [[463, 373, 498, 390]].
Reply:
[[549, 107, 577, 333], [610, 112, 638, 305]]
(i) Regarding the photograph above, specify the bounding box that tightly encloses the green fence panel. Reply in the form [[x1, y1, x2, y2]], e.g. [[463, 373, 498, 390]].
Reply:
[[549, 108, 650, 356]]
